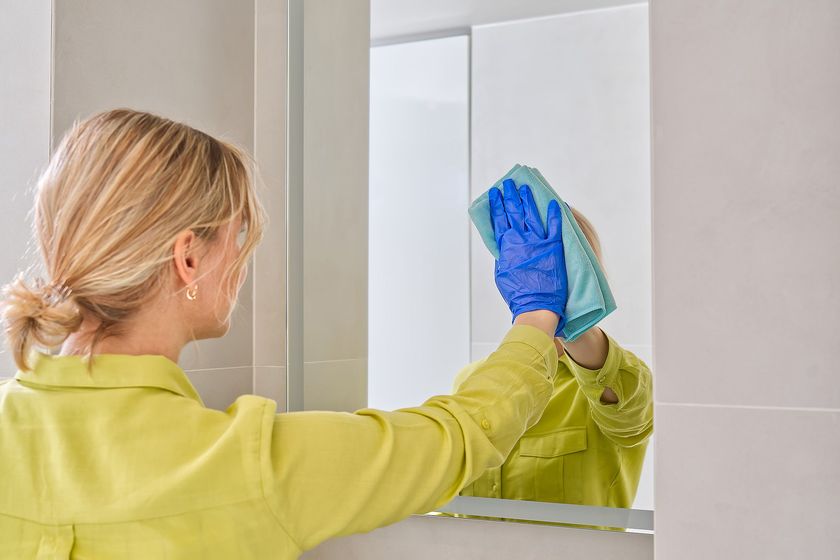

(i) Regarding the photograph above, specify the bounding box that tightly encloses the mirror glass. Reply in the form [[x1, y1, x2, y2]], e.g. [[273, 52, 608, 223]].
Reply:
[[368, 0, 654, 522]]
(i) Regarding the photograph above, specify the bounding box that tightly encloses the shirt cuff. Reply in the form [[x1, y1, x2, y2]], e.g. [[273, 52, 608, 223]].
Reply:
[[498, 325, 559, 382], [562, 332, 622, 389]]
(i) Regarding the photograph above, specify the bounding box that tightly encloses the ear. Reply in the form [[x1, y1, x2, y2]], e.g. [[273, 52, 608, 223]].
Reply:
[[172, 230, 200, 287]]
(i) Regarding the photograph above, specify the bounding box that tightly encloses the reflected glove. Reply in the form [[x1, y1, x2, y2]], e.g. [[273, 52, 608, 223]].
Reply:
[[491, 179, 568, 335]]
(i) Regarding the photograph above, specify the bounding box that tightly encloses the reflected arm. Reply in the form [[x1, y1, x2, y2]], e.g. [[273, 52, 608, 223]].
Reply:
[[562, 328, 653, 448]]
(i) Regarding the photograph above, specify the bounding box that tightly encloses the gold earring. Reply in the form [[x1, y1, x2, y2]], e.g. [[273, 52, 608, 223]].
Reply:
[[186, 285, 198, 301]]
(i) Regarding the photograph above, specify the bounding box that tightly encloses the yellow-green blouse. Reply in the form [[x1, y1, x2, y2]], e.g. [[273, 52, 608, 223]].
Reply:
[[0, 326, 557, 559], [454, 333, 653, 507]]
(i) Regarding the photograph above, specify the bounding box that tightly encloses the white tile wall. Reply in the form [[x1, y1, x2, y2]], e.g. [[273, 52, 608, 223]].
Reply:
[[0, 0, 51, 376], [656, 405, 840, 558], [652, 0, 840, 557]]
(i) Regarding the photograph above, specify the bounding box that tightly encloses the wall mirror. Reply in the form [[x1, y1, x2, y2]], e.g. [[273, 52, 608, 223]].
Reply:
[[289, 0, 653, 533]]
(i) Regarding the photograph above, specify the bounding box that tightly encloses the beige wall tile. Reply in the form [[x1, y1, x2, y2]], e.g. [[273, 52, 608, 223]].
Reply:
[[180, 269, 254, 371], [254, 0, 288, 368], [52, 0, 258, 373], [303, 514, 652, 559], [301, 0, 370, 364], [303, 359, 367, 412], [652, 0, 840, 409], [186, 366, 254, 411], [254, 365, 287, 412], [655, 404, 840, 559], [53, 0, 255, 150]]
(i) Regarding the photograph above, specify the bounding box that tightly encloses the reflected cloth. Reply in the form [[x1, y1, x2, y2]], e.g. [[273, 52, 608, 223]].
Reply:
[[469, 164, 616, 342]]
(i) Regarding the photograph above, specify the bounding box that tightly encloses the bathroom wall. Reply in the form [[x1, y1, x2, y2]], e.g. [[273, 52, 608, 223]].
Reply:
[[0, 0, 288, 410], [51, 0, 257, 408], [0, 0, 52, 377], [297, 0, 371, 412], [652, 0, 840, 557]]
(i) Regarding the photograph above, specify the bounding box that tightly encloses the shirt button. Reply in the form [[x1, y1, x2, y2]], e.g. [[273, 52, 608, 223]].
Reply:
[[481, 419, 491, 430], [597, 376, 606, 384]]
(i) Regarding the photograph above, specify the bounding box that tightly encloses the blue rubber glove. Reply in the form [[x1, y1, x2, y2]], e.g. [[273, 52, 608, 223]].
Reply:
[[490, 179, 568, 335]]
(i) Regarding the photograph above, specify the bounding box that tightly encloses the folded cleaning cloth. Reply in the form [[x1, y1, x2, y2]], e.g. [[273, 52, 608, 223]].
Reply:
[[469, 164, 616, 342]]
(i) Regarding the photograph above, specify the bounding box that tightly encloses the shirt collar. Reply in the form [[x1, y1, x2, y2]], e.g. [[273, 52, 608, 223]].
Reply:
[[14, 352, 204, 405]]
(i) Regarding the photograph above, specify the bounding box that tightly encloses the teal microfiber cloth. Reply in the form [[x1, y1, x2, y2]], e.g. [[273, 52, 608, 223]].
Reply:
[[469, 164, 616, 342]]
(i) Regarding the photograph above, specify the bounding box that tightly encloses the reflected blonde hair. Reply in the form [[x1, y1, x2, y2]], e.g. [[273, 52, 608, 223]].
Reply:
[[2, 109, 265, 371], [570, 207, 604, 270]]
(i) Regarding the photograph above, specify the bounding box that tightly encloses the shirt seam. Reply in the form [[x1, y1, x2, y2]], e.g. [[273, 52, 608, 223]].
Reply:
[[498, 340, 557, 380], [257, 399, 304, 554], [0, 495, 271, 528]]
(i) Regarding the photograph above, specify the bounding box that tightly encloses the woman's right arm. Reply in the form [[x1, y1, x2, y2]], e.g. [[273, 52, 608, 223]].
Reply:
[[265, 181, 570, 553], [265, 321, 558, 553]]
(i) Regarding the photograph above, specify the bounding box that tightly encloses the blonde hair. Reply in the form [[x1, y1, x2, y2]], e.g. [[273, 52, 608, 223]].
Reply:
[[570, 206, 604, 270], [2, 109, 265, 371]]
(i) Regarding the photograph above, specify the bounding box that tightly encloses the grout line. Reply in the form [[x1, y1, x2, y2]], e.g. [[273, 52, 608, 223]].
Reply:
[[466, 32, 473, 366], [303, 358, 367, 365], [251, 0, 258, 397], [656, 401, 840, 414], [371, 27, 470, 48], [185, 366, 254, 374], [473, 1, 648, 31]]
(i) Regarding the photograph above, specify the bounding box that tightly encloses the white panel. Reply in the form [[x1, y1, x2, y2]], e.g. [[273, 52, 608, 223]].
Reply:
[[369, 36, 470, 410], [0, 1, 51, 375], [471, 4, 651, 348]]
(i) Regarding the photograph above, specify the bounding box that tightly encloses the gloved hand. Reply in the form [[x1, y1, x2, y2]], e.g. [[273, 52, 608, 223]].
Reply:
[[490, 179, 568, 335]]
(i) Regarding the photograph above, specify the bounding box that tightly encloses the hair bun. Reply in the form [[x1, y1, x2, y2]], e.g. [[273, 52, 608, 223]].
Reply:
[[1, 276, 83, 370]]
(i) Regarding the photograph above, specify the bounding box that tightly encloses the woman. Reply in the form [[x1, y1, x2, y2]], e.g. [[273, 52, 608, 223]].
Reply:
[[0, 109, 569, 558], [455, 205, 654, 509]]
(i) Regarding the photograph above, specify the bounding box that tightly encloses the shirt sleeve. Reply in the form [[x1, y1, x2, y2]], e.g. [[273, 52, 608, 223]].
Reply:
[[265, 325, 558, 552], [561, 333, 653, 448]]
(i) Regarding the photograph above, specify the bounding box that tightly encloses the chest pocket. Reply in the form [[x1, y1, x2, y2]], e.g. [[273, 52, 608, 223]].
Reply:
[[515, 427, 588, 503]]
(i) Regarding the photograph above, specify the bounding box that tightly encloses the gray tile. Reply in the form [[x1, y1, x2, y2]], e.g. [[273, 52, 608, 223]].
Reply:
[[652, 0, 840, 409], [303, 514, 652, 559], [303, 359, 367, 412], [179, 273, 254, 371], [254, 0, 287, 368], [53, 0, 255, 150], [254, 365, 286, 412], [301, 0, 369, 363], [655, 404, 840, 559], [186, 366, 253, 411]]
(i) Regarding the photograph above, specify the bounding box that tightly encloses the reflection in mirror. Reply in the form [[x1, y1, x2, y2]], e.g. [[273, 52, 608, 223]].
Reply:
[[369, 1, 653, 518]]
